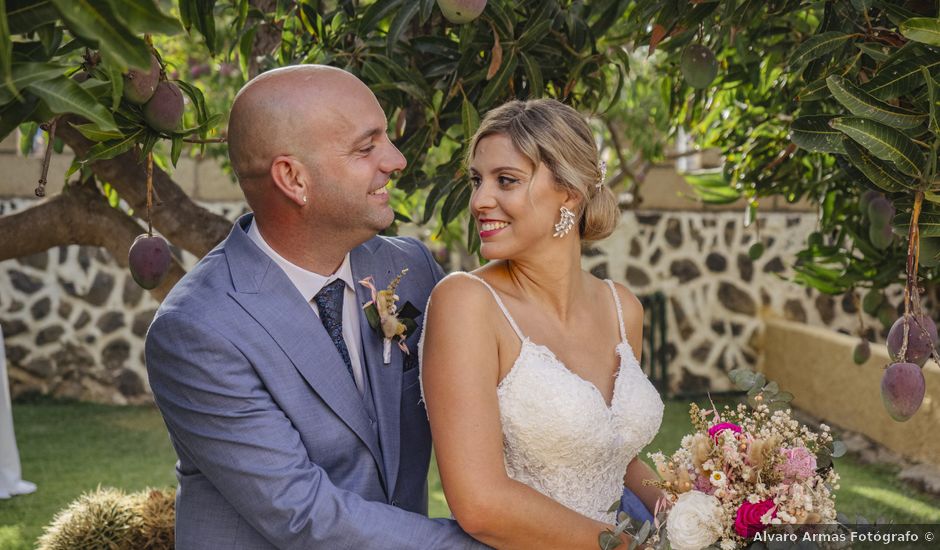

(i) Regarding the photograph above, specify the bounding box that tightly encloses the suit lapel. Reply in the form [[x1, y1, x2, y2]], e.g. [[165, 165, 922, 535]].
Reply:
[[351, 243, 403, 499], [225, 215, 387, 490]]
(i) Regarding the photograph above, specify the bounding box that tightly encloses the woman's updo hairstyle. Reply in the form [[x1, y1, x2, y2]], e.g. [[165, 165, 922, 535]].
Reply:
[[466, 98, 618, 241]]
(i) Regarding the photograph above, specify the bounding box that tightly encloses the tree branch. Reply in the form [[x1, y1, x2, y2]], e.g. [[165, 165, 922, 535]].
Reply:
[[56, 115, 232, 258], [0, 179, 184, 301]]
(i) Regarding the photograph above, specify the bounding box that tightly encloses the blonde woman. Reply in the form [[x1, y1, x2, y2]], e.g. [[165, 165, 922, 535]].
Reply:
[[420, 99, 665, 549]]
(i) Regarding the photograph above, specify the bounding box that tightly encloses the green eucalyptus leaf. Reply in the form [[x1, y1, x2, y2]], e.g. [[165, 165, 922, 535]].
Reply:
[[25, 76, 118, 131], [841, 138, 914, 192], [386, 0, 419, 55], [790, 115, 847, 154], [105, 0, 181, 35], [82, 129, 142, 163], [0, 62, 65, 105], [6, 0, 58, 34], [899, 17, 940, 47], [830, 116, 925, 177], [789, 32, 854, 69], [832, 440, 847, 458], [826, 75, 926, 129], [69, 122, 124, 141], [863, 56, 940, 100], [49, 0, 151, 71]]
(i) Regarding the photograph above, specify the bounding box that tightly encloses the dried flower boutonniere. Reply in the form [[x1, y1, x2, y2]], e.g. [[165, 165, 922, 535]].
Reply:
[[359, 268, 421, 364]]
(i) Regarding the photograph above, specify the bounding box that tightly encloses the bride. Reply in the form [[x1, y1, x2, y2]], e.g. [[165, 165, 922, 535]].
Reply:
[[420, 98, 665, 549]]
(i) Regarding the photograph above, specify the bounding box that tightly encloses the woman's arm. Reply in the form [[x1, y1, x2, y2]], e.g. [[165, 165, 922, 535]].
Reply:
[[615, 282, 666, 515], [623, 457, 665, 516], [422, 275, 626, 550]]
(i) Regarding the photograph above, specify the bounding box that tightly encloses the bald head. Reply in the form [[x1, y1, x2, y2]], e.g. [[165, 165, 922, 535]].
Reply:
[[227, 65, 375, 184]]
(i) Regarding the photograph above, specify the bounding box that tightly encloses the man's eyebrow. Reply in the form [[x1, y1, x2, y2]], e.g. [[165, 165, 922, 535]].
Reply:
[[350, 127, 384, 145]]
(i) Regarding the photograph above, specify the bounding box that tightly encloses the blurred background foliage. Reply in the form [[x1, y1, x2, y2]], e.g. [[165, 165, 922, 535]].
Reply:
[[3, 0, 940, 314]]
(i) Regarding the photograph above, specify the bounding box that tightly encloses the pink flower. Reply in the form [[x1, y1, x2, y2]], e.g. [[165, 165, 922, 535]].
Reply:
[[708, 422, 742, 441], [693, 474, 714, 494], [778, 447, 817, 481], [734, 499, 776, 538]]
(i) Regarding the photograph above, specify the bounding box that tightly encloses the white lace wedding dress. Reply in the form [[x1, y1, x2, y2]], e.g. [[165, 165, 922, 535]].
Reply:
[[422, 273, 664, 523]]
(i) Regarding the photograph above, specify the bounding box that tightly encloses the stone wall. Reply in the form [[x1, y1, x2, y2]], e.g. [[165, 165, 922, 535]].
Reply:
[[0, 198, 247, 404], [2, 192, 891, 403], [583, 211, 892, 395]]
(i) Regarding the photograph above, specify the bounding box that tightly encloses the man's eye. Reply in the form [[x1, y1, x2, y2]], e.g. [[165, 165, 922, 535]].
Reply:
[[360, 145, 376, 154]]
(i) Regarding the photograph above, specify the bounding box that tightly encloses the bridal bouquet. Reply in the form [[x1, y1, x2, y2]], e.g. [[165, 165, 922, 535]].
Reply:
[[603, 371, 844, 550]]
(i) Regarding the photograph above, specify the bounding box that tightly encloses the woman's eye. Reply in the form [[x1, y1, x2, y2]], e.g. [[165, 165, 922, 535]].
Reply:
[[498, 176, 519, 186], [470, 176, 482, 188]]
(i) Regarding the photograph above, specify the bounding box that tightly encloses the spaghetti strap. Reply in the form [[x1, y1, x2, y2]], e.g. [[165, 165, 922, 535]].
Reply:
[[447, 272, 525, 342], [604, 279, 627, 343]]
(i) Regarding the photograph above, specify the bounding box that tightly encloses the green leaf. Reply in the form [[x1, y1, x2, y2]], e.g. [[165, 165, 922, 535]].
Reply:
[[108, 0, 181, 35], [386, 0, 419, 55], [192, 0, 218, 55], [358, 0, 402, 33], [69, 122, 124, 141], [479, 50, 517, 108], [900, 17, 940, 47], [461, 96, 479, 140], [922, 67, 940, 135], [178, 0, 195, 31], [830, 117, 925, 177], [790, 115, 847, 154], [598, 531, 624, 550], [826, 75, 926, 129], [418, 0, 435, 24], [0, 0, 14, 99], [789, 32, 854, 69], [797, 76, 831, 102], [49, 0, 151, 71], [519, 52, 543, 98], [0, 62, 65, 104], [863, 56, 940, 100], [6, 0, 58, 34], [82, 129, 142, 163], [855, 42, 890, 62], [0, 97, 37, 141], [832, 441, 847, 458], [25, 76, 118, 131], [842, 138, 914, 193], [171, 135, 183, 167]]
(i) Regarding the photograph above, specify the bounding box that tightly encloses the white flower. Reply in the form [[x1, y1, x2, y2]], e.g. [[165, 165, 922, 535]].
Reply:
[[666, 491, 724, 550], [710, 471, 726, 486], [720, 539, 736, 550]]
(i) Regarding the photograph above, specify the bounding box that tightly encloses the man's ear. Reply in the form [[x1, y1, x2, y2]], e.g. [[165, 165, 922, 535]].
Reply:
[[270, 155, 309, 207]]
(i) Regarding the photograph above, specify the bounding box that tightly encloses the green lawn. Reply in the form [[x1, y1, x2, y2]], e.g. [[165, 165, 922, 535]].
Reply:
[[1, 398, 938, 549]]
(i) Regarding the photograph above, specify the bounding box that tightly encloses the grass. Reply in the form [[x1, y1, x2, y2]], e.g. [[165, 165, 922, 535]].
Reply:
[[1, 398, 937, 549]]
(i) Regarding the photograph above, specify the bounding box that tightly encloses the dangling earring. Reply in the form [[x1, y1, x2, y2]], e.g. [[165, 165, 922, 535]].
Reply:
[[553, 206, 575, 238]]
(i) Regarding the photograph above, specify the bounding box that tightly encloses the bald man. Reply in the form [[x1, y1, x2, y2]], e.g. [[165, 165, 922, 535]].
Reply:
[[145, 66, 486, 549]]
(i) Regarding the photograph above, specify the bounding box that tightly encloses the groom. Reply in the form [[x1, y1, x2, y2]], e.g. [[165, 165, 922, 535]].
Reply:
[[146, 65, 484, 549]]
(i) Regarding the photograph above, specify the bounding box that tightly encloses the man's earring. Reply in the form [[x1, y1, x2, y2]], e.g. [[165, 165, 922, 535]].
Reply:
[[553, 206, 575, 238], [302, 195, 308, 204]]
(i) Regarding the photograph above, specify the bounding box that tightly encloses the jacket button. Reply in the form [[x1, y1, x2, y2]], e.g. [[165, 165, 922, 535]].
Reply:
[[391, 499, 400, 507]]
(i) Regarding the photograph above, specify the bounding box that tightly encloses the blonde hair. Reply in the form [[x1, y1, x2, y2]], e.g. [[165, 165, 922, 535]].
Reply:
[[467, 98, 618, 241]]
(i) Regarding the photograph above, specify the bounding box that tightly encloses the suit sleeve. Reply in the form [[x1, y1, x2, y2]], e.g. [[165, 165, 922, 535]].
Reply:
[[406, 237, 446, 284], [146, 311, 487, 550]]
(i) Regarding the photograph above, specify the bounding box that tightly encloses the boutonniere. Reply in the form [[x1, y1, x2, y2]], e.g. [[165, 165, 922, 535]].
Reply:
[[359, 268, 421, 364]]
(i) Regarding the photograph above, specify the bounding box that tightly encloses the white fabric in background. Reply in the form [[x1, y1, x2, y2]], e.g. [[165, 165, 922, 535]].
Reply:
[[0, 326, 37, 499]]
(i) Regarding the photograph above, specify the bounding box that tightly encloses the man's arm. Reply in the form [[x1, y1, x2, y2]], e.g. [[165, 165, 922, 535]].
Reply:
[[146, 311, 485, 550]]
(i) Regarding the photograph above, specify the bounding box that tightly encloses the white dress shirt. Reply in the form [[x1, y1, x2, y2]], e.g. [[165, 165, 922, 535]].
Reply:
[[247, 221, 365, 393]]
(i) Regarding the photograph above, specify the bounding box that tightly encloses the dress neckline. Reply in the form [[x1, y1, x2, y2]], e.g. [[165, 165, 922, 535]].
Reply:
[[497, 338, 637, 411]]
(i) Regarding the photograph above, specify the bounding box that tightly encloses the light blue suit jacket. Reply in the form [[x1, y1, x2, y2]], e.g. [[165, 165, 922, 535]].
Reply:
[[146, 214, 485, 549]]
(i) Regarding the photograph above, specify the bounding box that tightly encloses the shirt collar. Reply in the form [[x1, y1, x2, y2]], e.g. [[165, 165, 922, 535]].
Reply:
[[247, 219, 354, 303]]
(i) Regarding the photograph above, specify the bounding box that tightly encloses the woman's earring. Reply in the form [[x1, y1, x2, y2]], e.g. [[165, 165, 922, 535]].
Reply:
[[553, 206, 576, 238]]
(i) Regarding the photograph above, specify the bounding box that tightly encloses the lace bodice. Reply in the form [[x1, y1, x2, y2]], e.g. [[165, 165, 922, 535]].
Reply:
[[421, 273, 664, 524]]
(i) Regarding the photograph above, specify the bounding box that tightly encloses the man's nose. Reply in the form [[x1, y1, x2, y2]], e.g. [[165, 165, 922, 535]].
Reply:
[[383, 142, 407, 173]]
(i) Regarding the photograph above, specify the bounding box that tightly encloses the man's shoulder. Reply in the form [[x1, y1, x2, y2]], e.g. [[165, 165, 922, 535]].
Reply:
[[155, 244, 237, 323], [360, 234, 430, 259]]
